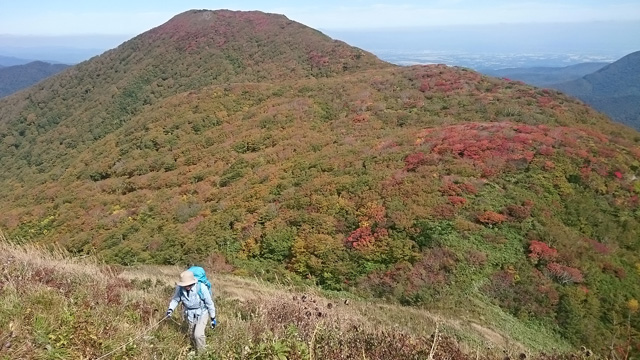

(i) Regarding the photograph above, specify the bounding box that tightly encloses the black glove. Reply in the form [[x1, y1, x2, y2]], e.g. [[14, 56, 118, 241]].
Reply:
[[210, 318, 217, 329], [166, 309, 173, 318]]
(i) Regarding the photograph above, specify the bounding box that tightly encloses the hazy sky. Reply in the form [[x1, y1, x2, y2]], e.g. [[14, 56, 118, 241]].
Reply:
[[1, 0, 640, 35], [1, 1, 639, 65]]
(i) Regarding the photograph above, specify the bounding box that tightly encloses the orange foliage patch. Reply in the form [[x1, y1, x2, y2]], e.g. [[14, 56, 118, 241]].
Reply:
[[477, 211, 507, 225]]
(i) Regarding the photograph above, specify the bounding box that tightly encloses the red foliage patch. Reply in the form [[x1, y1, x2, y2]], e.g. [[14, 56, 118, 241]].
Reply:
[[459, 182, 478, 194], [411, 122, 636, 184], [382, 170, 407, 189], [352, 113, 369, 123], [506, 201, 533, 220], [30, 266, 75, 296], [308, 50, 330, 67], [466, 250, 487, 267], [476, 211, 507, 225], [404, 152, 427, 171], [583, 238, 611, 255], [345, 226, 388, 249], [439, 181, 477, 196], [537, 283, 560, 308], [601, 262, 626, 279], [546, 262, 584, 284], [537, 96, 555, 108], [440, 182, 462, 196], [418, 80, 431, 92], [358, 203, 387, 225], [448, 196, 467, 207], [432, 204, 458, 219], [411, 65, 473, 95], [538, 145, 555, 156], [528, 240, 558, 263], [362, 247, 458, 297], [484, 267, 561, 318]]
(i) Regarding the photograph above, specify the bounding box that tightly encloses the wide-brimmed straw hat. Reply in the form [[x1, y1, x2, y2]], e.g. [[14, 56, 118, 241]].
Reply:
[[177, 270, 197, 287]]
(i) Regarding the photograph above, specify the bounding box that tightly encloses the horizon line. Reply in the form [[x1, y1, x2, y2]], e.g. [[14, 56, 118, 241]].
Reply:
[[1, 19, 639, 37]]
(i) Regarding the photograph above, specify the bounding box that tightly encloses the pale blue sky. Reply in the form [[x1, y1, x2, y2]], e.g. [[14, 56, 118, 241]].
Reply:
[[1, 0, 640, 35]]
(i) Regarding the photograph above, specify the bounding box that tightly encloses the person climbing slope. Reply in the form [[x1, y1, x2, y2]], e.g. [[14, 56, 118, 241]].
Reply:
[[166, 270, 217, 353]]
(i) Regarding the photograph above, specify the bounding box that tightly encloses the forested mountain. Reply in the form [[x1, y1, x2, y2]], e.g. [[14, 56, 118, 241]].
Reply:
[[484, 62, 609, 87], [552, 51, 640, 129], [0, 61, 70, 98], [1, 10, 640, 356]]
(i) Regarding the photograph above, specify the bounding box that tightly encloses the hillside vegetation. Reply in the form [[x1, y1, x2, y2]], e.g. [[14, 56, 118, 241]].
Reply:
[[552, 51, 640, 129], [1, 10, 640, 357]]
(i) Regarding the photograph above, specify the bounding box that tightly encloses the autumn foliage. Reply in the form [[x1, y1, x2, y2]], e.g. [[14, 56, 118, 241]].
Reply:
[[546, 263, 584, 284], [477, 211, 507, 225], [529, 240, 558, 263]]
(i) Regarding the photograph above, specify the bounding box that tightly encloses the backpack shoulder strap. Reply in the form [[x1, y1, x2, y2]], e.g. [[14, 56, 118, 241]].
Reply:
[[196, 282, 206, 301]]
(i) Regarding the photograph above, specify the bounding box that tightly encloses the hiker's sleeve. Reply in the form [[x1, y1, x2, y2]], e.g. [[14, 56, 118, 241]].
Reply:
[[202, 286, 216, 318], [168, 286, 181, 311]]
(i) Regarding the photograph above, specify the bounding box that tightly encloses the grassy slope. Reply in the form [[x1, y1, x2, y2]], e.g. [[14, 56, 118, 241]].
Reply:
[[0, 233, 579, 359]]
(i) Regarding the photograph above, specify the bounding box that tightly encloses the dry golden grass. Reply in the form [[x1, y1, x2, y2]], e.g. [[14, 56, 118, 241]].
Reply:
[[0, 233, 581, 359]]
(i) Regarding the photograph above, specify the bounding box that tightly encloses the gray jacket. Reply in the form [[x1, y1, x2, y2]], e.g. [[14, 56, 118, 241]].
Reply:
[[168, 282, 216, 323]]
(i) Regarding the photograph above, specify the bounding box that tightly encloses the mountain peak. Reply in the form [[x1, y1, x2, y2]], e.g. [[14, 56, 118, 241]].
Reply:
[[116, 9, 390, 82], [148, 9, 291, 41]]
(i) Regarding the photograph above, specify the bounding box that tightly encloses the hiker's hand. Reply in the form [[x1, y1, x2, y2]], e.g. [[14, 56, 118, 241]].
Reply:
[[210, 318, 217, 329], [165, 309, 173, 318]]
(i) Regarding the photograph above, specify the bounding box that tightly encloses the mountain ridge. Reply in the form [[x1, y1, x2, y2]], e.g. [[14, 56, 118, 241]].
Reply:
[[0, 9, 389, 183], [0, 54, 35, 66], [483, 62, 609, 87], [0, 60, 70, 98], [552, 50, 640, 128]]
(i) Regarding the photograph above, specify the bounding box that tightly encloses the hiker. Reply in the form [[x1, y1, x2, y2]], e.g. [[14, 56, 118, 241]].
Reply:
[[166, 270, 217, 353]]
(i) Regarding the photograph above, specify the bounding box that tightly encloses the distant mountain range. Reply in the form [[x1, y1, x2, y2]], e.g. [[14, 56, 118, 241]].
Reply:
[[0, 61, 70, 98], [480, 51, 640, 130], [0, 55, 36, 67], [483, 62, 609, 87], [552, 51, 640, 129]]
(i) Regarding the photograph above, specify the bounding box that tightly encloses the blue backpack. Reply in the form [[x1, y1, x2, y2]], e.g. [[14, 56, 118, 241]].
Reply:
[[187, 266, 213, 301]]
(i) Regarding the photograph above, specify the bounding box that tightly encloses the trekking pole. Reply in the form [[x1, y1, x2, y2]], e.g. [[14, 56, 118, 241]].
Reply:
[[94, 316, 168, 360]]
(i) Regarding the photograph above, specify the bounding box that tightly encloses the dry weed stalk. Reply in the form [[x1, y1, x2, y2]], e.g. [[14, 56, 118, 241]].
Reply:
[[428, 320, 441, 360], [309, 321, 321, 360]]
